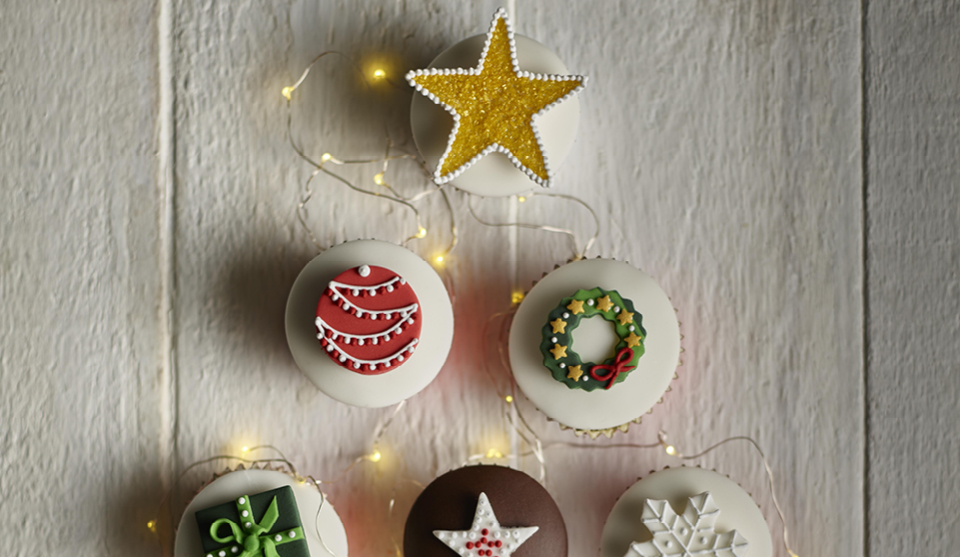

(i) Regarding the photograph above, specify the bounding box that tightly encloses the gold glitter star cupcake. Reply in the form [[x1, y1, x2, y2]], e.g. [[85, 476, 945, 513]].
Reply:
[[406, 8, 587, 188]]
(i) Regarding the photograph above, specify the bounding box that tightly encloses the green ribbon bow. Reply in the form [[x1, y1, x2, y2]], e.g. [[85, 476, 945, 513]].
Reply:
[[206, 495, 305, 557]]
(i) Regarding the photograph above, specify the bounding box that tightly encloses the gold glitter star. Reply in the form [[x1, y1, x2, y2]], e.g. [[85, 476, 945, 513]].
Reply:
[[550, 318, 567, 334], [596, 295, 614, 312], [406, 8, 586, 186], [624, 332, 642, 348], [566, 299, 585, 315], [549, 344, 568, 360], [566, 365, 583, 381], [617, 311, 634, 326]]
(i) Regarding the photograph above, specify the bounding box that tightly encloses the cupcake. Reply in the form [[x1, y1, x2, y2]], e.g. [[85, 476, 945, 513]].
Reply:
[[404, 465, 568, 557], [508, 258, 681, 437], [408, 8, 587, 197], [601, 467, 772, 557], [174, 467, 348, 557], [285, 239, 454, 407]]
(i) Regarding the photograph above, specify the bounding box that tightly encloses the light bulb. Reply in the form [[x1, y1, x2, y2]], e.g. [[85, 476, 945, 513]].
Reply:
[[416, 227, 427, 239], [373, 68, 386, 79], [321, 152, 332, 162], [146, 520, 157, 533], [504, 395, 514, 403], [373, 172, 385, 185], [281, 86, 294, 100], [511, 291, 525, 305], [241, 446, 250, 453], [665, 445, 676, 456], [517, 196, 527, 203], [486, 448, 504, 459], [370, 450, 382, 463]]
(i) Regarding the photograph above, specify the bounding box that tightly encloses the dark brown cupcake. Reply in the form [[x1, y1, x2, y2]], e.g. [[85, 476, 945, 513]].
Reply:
[[404, 465, 568, 557]]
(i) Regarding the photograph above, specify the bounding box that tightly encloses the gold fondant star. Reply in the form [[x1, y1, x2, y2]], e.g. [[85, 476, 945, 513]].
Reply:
[[624, 332, 642, 348], [617, 311, 634, 326], [406, 8, 586, 186], [566, 299, 585, 315], [566, 365, 583, 382], [596, 295, 614, 312], [549, 344, 568, 360], [550, 318, 567, 334]]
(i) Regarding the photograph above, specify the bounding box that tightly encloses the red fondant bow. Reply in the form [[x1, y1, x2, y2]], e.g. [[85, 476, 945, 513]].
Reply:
[[589, 347, 636, 390]]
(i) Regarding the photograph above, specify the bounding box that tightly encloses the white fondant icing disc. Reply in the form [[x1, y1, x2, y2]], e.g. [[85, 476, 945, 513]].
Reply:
[[600, 467, 773, 557], [410, 34, 581, 198], [508, 259, 680, 431], [286, 240, 454, 408], [174, 469, 349, 557]]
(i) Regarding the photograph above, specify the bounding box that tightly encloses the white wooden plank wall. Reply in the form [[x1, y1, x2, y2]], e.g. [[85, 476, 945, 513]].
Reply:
[[0, 1, 956, 556]]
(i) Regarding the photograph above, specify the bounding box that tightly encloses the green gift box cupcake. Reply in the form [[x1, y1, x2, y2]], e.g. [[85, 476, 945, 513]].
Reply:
[[194, 485, 309, 557]]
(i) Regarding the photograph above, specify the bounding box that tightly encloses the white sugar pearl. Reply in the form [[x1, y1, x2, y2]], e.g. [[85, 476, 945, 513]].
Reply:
[[469, 532, 477, 540], [680, 528, 687, 535], [352, 289, 359, 296], [563, 312, 570, 318], [358, 265, 371, 277], [237, 497, 246, 504], [353, 362, 360, 369], [275, 534, 283, 542], [338, 355, 346, 362], [241, 510, 249, 518], [244, 522, 251, 529], [587, 299, 594, 306], [614, 306, 621, 313], [437, 532, 446, 539], [232, 548, 239, 555], [219, 551, 226, 557], [559, 363, 566, 369], [387, 285, 394, 292], [665, 541, 672, 548], [629, 325, 635, 331]]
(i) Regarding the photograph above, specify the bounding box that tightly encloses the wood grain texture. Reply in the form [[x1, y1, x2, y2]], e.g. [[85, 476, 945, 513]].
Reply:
[[865, 1, 960, 554], [0, 0, 956, 556], [509, 3, 863, 557], [0, 1, 164, 555]]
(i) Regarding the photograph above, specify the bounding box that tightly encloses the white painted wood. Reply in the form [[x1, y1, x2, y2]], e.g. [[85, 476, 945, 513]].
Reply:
[[510, 3, 864, 557], [865, 2, 960, 554], [0, 1, 164, 555], [1, 1, 952, 556]]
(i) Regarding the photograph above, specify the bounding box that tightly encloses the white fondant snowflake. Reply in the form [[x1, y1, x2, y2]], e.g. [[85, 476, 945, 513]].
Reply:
[[626, 492, 749, 557], [433, 492, 538, 557]]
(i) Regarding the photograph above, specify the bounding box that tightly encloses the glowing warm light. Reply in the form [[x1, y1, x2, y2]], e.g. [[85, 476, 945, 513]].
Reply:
[[517, 196, 527, 203], [373, 68, 386, 79], [434, 255, 445, 264], [321, 152, 332, 162], [146, 520, 157, 533], [241, 446, 250, 453], [504, 395, 514, 403], [416, 227, 427, 239], [281, 86, 294, 100], [369, 450, 382, 463], [373, 172, 385, 185], [665, 445, 676, 456], [486, 448, 504, 459], [511, 291, 525, 305]]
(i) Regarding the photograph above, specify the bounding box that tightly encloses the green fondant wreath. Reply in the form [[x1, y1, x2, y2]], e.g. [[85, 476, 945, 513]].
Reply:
[[539, 287, 646, 391]]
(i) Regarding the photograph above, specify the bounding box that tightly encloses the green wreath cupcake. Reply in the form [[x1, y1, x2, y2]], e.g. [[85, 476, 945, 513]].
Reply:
[[509, 258, 681, 437], [539, 287, 647, 391]]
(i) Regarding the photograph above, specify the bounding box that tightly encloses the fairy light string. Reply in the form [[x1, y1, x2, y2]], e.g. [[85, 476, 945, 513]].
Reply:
[[200, 45, 807, 557]]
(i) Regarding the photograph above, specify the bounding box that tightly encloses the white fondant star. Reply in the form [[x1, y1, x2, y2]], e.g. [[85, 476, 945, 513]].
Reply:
[[627, 492, 749, 557], [433, 492, 538, 557]]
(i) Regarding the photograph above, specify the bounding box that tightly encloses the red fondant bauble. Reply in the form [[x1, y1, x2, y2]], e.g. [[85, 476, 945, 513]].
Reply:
[[315, 264, 422, 375]]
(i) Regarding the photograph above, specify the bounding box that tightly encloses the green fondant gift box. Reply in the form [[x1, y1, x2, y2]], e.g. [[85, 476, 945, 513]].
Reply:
[[194, 486, 309, 557]]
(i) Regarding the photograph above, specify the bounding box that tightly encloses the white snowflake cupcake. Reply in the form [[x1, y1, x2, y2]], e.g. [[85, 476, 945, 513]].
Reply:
[[600, 467, 772, 557]]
